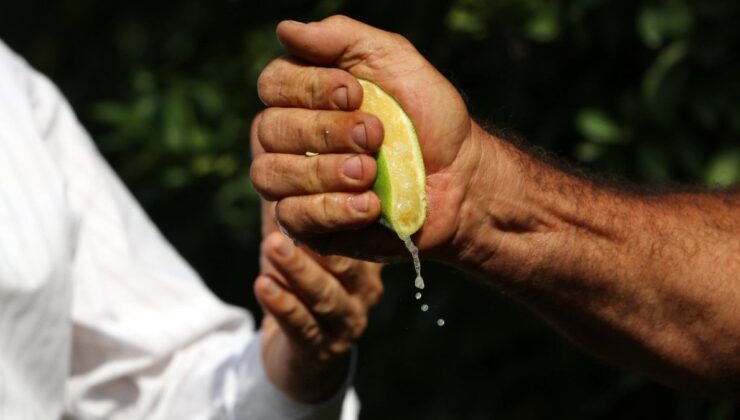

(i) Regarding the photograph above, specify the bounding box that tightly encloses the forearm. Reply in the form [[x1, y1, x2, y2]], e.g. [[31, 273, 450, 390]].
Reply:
[[454, 125, 740, 393]]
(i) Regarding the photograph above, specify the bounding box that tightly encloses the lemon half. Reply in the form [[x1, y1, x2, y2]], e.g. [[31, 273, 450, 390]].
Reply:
[[358, 79, 427, 237]]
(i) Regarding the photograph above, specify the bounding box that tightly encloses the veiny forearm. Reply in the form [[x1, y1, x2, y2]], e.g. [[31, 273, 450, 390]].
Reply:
[[455, 126, 740, 394]]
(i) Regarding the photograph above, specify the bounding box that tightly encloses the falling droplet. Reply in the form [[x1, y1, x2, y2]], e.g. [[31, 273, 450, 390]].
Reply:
[[436, 319, 445, 327], [415, 292, 422, 300], [399, 235, 425, 290], [421, 304, 429, 312]]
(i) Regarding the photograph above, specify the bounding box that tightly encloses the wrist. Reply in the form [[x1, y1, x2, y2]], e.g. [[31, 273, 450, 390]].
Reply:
[[262, 324, 351, 403], [447, 124, 590, 282]]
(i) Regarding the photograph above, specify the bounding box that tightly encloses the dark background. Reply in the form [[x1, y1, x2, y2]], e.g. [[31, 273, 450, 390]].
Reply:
[[2, 0, 739, 418]]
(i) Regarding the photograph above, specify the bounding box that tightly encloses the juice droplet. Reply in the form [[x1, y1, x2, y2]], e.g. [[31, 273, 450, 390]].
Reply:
[[436, 318, 445, 327], [399, 235, 424, 290], [415, 292, 422, 300], [421, 304, 429, 312]]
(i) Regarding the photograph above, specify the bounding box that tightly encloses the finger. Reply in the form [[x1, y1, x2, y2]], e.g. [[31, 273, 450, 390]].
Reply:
[[316, 255, 384, 307], [262, 233, 383, 308], [276, 191, 381, 236], [275, 16, 451, 140], [257, 108, 383, 154], [257, 56, 362, 110], [261, 201, 280, 237], [250, 112, 264, 158], [254, 275, 326, 348], [276, 16, 409, 70], [301, 247, 383, 302], [250, 153, 377, 201], [251, 114, 282, 236], [263, 232, 367, 340]]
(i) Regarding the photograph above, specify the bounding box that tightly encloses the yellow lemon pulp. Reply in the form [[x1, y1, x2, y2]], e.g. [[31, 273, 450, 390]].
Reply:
[[358, 79, 426, 237]]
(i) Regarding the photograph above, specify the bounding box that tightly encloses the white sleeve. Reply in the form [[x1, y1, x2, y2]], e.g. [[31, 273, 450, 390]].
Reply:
[[11, 43, 357, 420]]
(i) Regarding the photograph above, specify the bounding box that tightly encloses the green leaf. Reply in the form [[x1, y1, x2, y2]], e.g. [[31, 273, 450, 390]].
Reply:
[[575, 108, 623, 144], [638, 1, 694, 49], [163, 86, 188, 152], [526, 4, 560, 43], [446, 6, 487, 37], [642, 41, 688, 123], [575, 142, 604, 162], [705, 148, 740, 187]]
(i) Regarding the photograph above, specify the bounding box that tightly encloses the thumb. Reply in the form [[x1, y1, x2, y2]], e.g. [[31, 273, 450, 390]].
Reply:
[[275, 15, 455, 138], [276, 15, 419, 77]]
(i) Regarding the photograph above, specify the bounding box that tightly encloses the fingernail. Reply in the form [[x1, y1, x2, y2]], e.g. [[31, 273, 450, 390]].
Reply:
[[276, 237, 294, 258], [352, 124, 368, 149], [284, 19, 306, 26], [342, 156, 363, 180], [349, 193, 369, 212], [332, 86, 349, 110], [261, 277, 281, 297]]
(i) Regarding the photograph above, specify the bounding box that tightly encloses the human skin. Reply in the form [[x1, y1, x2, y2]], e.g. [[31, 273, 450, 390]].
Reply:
[[253, 118, 383, 403], [250, 16, 740, 395], [254, 223, 382, 403]]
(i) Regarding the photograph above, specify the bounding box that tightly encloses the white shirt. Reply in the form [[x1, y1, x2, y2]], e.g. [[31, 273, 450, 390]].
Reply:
[[0, 40, 358, 419]]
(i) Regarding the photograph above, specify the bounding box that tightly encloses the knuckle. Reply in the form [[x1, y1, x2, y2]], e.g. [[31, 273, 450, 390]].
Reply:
[[254, 113, 269, 150], [328, 256, 355, 278], [371, 279, 384, 299], [312, 195, 328, 228], [351, 315, 368, 339], [327, 339, 351, 356], [249, 156, 271, 197], [312, 284, 337, 315], [275, 298, 300, 320], [287, 252, 307, 276], [274, 200, 292, 234], [301, 323, 323, 346], [249, 156, 282, 201], [299, 69, 319, 109], [307, 157, 324, 192], [390, 32, 412, 48], [324, 14, 351, 25], [318, 194, 341, 227], [363, 278, 384, 307], [256, 69, 274, 105], [256, 108, 277, 148], [315, 114, 331, 151], [249, 112, 263, 149], [324, 67, 351, 84], [316, 351, 331, 362]]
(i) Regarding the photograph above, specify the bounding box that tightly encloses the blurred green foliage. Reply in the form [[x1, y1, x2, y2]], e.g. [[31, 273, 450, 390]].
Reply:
[[2, 0, 738, 418]]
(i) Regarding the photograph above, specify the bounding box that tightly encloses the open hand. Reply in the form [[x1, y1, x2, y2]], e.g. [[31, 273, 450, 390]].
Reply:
[[254, 229, 382, 402]]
